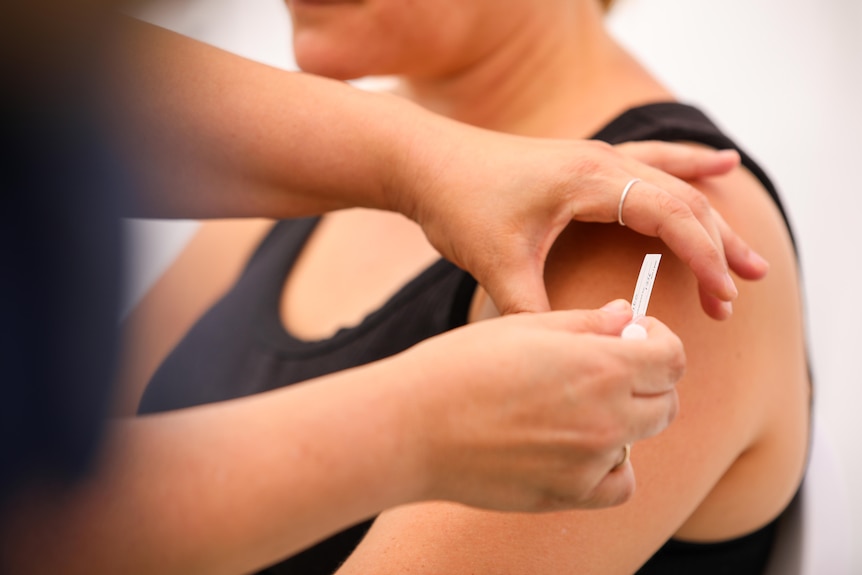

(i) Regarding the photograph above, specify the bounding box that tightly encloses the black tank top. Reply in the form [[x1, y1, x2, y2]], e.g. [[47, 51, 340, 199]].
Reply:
[[139, 103, 793, 575]]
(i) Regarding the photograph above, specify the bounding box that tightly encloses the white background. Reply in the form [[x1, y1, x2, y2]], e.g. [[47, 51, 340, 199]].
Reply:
[[126, 0, 862, 567]]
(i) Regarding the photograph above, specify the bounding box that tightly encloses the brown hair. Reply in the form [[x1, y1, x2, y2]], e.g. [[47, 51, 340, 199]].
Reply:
[[599, 0, 615, 11]]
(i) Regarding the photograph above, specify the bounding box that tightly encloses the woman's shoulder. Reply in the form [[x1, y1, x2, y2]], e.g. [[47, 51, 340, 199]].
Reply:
[[460, 107, 810, 570], [542, 141, 810, 536], [355, 152, 811, 574]]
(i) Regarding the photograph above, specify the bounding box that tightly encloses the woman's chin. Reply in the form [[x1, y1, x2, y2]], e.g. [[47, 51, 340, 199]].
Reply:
[[295, 59, 364, 81], [293, 45, 380, 81]]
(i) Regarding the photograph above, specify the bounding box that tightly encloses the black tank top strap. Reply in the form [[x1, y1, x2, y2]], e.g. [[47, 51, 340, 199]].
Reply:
[[593, 102, 796, 250]]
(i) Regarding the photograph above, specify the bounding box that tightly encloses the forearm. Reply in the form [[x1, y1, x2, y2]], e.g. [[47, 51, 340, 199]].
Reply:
[[113, 17, 423, 219], [1, 302, 685, 574], [110, 16, 768, 317], [1, 359, 425, 575]]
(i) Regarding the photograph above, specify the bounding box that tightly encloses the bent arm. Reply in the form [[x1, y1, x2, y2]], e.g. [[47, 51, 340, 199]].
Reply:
[[114, 17, 766, 315]]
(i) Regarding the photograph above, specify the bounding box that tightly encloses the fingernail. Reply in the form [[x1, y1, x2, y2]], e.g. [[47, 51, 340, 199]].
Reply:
[[721, 300, 733, 317], [601, 299, 631, 313], [621, 322, 648, 340], [724, 273, 738, 300]]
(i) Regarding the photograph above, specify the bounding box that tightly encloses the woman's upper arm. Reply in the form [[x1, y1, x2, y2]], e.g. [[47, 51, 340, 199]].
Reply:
[[113, 219, 274, 416], [335, 165, 810, 574]]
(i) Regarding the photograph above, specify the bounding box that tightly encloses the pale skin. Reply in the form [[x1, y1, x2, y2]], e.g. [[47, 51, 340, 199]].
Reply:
[[2, 4, 797, 575], [273, 0, 808, 573], [0, 11, 771, 575], [2, 307, 684, 575], [116, 17, 766, 317]]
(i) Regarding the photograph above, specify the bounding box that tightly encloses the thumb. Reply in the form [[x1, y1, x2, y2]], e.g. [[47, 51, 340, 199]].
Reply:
[[527, 300, 633, 335], [484, 264, 551, 315]]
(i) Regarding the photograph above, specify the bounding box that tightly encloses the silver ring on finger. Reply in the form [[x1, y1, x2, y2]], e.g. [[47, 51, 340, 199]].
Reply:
[[617, 178, 641, 227]]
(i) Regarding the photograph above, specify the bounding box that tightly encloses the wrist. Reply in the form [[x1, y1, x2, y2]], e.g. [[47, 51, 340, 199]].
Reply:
[[375, 95, 453, 226], [370, 346, 449, 505]]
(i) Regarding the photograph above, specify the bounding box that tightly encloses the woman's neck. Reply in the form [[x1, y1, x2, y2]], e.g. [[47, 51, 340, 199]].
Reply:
[[397, 2, 671, 139]]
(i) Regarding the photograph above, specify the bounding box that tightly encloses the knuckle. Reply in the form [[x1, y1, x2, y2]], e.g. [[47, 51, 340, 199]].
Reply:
[[570, 141, 617, 174], [581, 309, 610, 332], [606, 360, 632, 388], [652, 195, 693, 239], [657, 193, 693, 220], [571, 155, 606, 179], [580, 355, 627, 394], [586, 420, 626, 453], [591, 362, 631, 401], [685, 187, 713, 216]]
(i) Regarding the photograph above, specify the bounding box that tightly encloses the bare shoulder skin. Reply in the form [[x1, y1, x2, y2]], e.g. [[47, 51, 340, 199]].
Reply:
[[334, 162, 809, 574]]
